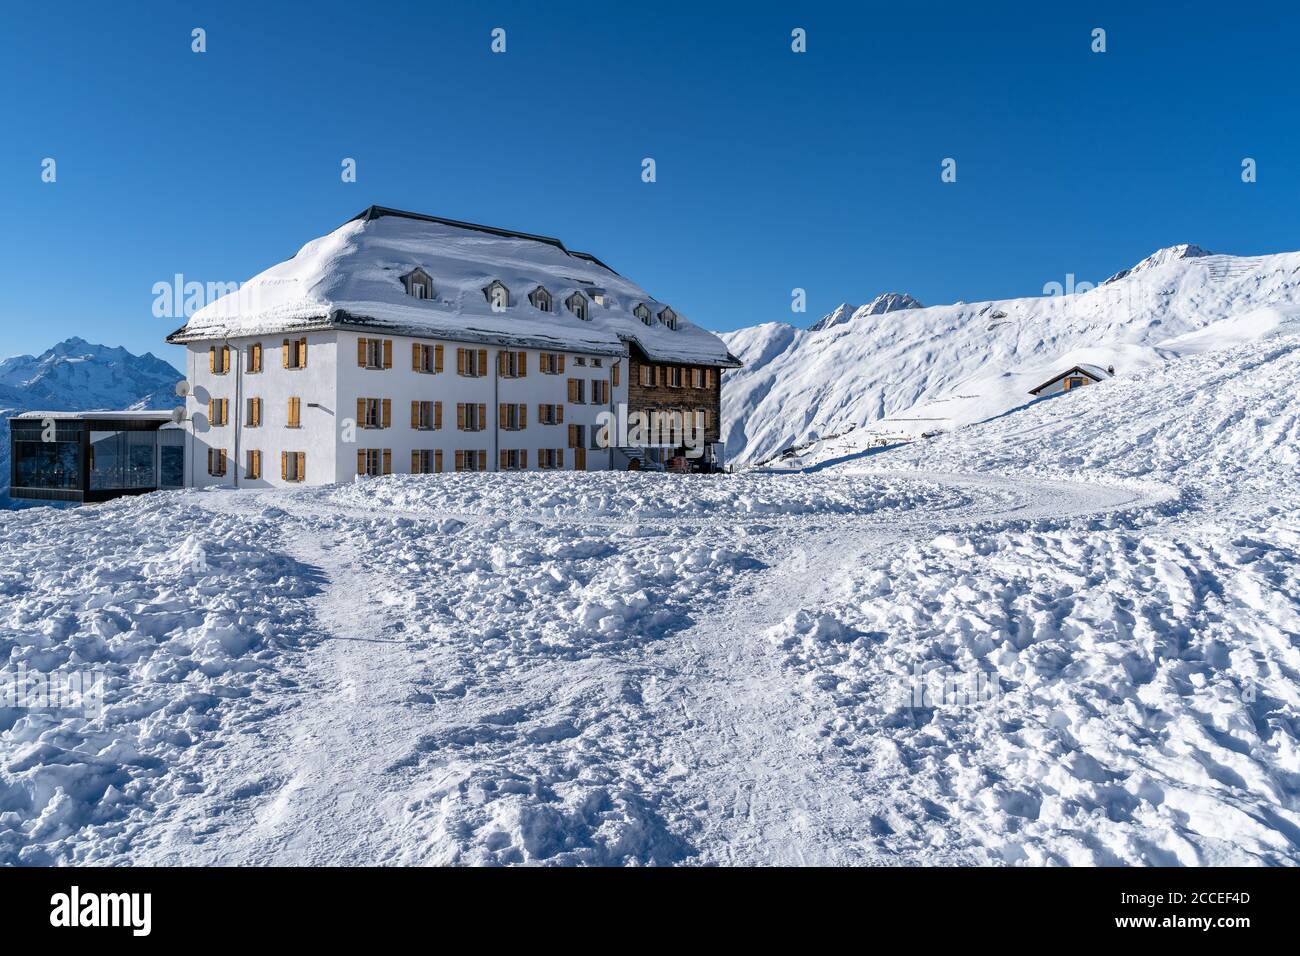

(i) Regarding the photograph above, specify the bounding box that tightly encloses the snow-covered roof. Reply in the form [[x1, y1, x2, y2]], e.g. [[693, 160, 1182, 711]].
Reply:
[[167, 206, 741, 367], [11, 410, 175, 421], [1027, 364, 1111, 395]]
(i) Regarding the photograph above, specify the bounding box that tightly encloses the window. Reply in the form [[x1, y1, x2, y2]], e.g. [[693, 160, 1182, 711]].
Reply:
[[412, 449, 443, 474], [591, 290, 607, 307], [1066, 376, 1088, 389], [499, 350, 528, 378], [209, 345, 231, 375], [357, 448, 390, 477], [207, 447, 227, 476], [411, 400, 442, 430], [457, 402, 487, 431], [357, 398, 391, 429], [287, 396, 302, 428], [538, 448, 565, 470], [705, 368, 715, 389], [402, 267, 434, 300], [499, 403, 527, 431], [484, 280, 510, 311], [634, 303, 652, 326], [457, 347, 488, 377], [574, 356, 587, 366], [667, 366, 683, 388], [499, 449, 528, 471], [568, 423, 586, 449], [247, 449, 262, 480], [248, 343, 263, 373], [207, 398, 229, 426], [658, 307, 678, 330], [528, 286, 553, 312], [567, 378, 586, 404], [283, 338, 307, 369], [566, 292, 589, 321], [247, 397, 262, 427], [455, 449, 488, 472], [358, 338, 392, 370], [592, 357, 603, 368], [592, 380, 610, 404], [537, 403, 564, 425], [539, 353, 565, 374], [281, 451, 306, 482], [413, 342, 444, 374], [639, 365, 653, 387], [691, 368, 703, 389]]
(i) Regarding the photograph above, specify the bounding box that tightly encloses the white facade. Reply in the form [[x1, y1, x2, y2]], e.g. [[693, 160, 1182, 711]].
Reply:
[[185, 330, 627, 487]]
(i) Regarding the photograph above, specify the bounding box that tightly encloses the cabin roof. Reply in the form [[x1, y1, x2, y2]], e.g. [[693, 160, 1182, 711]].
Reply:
[[1028, 364, 1111, 396]]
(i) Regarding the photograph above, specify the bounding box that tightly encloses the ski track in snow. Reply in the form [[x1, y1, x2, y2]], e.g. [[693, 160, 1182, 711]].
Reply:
[[117, 472, 1161, 866]]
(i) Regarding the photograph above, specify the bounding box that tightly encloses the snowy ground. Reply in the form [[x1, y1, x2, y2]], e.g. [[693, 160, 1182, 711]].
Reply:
[[1, 333, 1296, 866]]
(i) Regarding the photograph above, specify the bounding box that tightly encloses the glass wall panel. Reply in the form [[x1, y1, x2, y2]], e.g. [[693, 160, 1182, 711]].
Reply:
[[89, 430, 157, 490], [14, 439, 81, 490]]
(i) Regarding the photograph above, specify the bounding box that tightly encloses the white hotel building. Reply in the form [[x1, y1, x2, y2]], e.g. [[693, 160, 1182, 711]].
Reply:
[[166, 206, 741, 487]]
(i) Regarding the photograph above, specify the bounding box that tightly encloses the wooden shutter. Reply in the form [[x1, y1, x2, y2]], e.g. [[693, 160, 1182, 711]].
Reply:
[[411, 401, 419, 428], [558, 354, 566, 373], [435, 449, 443, 473], [281, 451, 288, 480], [457, 348, 466, 376], [497, 351, 506, 376], [519, 404, 526, 428], [575, 447, 585, 470], [209, 346, 216, 372], [381, 399, 391, 428], [568, 379, 577, 403], [500, 449, 508, 471], [479, 449, 487, 470], [455, 450, 464, 472], [568, 424, 577, 448], [382, 449, 391, 475], [557, 404, 564, 424], [499, 404, 508, 429], [411, 450, 420, 474], [297, 339, 307, 367], [521, 449, 528, 469], [612, 363, 620, 387], [434, 344, 444, 373], [207, 398, 214, 422], [540, 353, 550, 374], [282, 339, 290, 368], [297, 452, 306, 482], [251, 343, 261, 372], [477, 349, 487, 375], [558, 448, 565, 468], [356, 398, 365, 426], [412, 343, 421, 371], [476, 404, 485, 430], [358, 338, 367, 367], [357, 449, 366, 475], [222, 346, 231, 373], [457, 403, 466, 430], [434, 401, 442, 429], [518, 352, 527, 376], [383, 339, 392, 369]]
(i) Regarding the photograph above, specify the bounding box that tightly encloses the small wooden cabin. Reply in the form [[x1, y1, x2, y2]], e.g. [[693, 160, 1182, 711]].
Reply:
[[1028, 364, 1112, 398]]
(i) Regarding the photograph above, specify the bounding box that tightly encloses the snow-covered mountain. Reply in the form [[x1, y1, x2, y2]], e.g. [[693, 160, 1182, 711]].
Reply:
[[720, 246, 1300, 465], [0, 338, 182, 504], [807, 292, 923, 332]]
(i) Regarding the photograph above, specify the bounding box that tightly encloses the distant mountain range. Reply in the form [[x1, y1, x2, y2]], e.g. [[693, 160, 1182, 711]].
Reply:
[[0, 338, 183, 505], [720, 245, 1300, 465]]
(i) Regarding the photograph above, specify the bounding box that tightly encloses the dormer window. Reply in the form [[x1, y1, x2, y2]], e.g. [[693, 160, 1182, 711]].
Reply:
[[565, 291, 590, 321], [658, 306, 678, 330], [484, 280, 510, 312], [402, 267, 434, 300], [590, 289, 608, 307], [528, 286, 553, 312], [633, 303, 652, 326]]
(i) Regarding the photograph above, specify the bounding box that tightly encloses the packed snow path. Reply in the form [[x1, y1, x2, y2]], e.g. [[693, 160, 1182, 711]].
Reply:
[[121, 471, 1160, 866]]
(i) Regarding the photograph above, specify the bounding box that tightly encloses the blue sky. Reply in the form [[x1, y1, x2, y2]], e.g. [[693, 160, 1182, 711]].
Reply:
[[1, 1, 1296, 370]]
